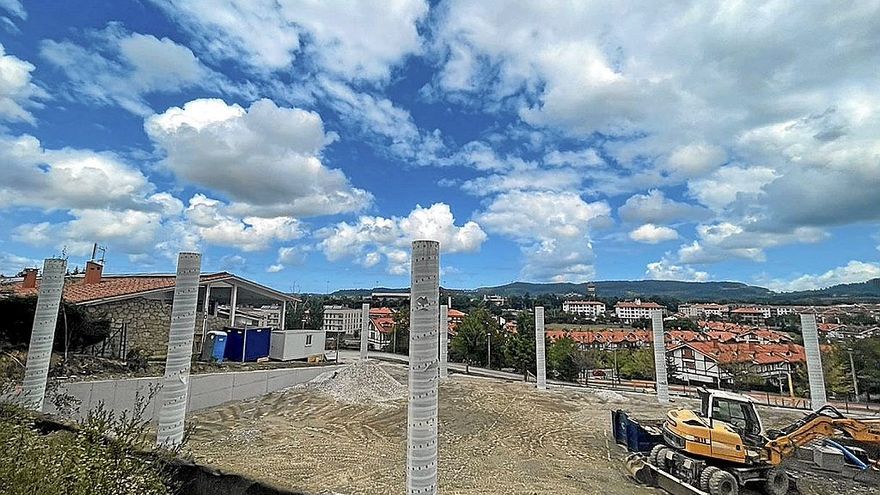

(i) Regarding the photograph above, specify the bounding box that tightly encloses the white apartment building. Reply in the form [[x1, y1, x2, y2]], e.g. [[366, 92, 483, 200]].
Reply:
[[679, 303, 728, 319], [614, 299, 666, 322], [322, 305, 363, 336], [562, 300, 606, 318]]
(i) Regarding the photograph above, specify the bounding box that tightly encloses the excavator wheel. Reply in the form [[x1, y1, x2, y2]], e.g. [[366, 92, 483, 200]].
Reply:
[[708, 469, 738, 495], [653, 447, 672, 470], [700, 466, 720, 492], [761, 467, 789, 495], [649, 444, 667, 468]]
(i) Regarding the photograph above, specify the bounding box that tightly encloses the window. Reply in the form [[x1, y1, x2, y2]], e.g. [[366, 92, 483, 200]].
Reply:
[[683, 348, 694, 359], [305, 335, 312, 346]]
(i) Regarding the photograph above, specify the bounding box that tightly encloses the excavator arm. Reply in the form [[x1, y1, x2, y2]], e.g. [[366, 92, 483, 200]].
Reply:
[[765, 405, 880, 465]]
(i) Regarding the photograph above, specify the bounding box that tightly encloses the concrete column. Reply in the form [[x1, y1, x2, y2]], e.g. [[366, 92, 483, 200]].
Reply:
[[800, 313, 827, 409], [157, 252, 201, 447], [200, 284, 211, 352], [439, 304, 448, 379], [21, 258, 67, 411], [651, 310, 669, 404], [360, 302, 370, 360], [535, 306, 547, 390], [280, 300, 287, 331], [407, 240, 439, 495], [229, 283, 239, 327]]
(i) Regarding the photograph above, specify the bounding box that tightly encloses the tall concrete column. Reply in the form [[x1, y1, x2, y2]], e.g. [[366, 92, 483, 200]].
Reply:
[[535, 306, 547, 390], [407, 240, 439, 495], [800, 313, 827, 409], [157, 252, 201, 447], [439, 304, 448, 379], [650, 310, 669, 404], [360, 302, 370, 360], [21, 258, 67, 411]]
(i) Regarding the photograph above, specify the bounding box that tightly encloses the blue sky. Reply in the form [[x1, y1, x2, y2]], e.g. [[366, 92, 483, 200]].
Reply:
[[1, 1, 879, 293]]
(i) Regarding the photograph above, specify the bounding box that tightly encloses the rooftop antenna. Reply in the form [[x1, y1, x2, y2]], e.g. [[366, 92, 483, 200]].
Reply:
[[91, 243, 107, 263]]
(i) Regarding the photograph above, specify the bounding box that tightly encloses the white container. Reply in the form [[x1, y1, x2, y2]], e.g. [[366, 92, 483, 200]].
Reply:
[[270, 329, 326, 361]]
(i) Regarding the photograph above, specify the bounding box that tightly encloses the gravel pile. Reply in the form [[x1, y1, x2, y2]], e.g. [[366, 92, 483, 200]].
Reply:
[[309, 360, 407, 406], [593, 389, 628, 402]]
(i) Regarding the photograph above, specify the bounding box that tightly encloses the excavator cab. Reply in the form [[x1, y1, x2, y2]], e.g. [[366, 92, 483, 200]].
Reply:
[[699, 388, 765, 446]]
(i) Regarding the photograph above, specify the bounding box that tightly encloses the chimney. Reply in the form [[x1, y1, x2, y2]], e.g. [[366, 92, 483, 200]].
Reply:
[[84, 260, 104, 284], [22, 268, 38, 289]]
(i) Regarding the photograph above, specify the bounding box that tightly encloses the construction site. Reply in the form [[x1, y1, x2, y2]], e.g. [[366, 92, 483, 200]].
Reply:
[[187, 360, 880, 495]]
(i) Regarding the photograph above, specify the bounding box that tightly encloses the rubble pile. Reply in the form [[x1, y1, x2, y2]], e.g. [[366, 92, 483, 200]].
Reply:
[[310, 360, 407, 406], [593, 389, 628, 402]]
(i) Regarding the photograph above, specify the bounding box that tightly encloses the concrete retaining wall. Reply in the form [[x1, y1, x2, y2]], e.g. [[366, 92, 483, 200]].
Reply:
[[46, 365, 340, 421]]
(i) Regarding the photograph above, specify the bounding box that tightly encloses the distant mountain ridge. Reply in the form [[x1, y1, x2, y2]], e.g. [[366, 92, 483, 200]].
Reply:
[[329, 278, 880, 303]]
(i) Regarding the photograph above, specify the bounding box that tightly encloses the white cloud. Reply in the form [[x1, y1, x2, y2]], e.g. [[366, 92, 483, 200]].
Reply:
[[761, 261, 880, 292], [676, 222, 827, 265], [629, 224, 679, 244], [544, 148, 604, 167], [14, 209, 164, 256], [317, 203, 487, 274], [0, 251, 38, 276], [0, 44, 44, 123], [40, 26, 226, 116], [184, 194, 303, 252], [665, 143, 727, 178], [475, 191, 610, 282], [268, 245, 310, 272], [146, 98, 372, 217], [646, 259, 709, 282], [0, 133, 155, 211], [152, 0, 428, 82], [0, 1, 25, 19], [618, 189, 709, 224], [687, 166, 779, 211]]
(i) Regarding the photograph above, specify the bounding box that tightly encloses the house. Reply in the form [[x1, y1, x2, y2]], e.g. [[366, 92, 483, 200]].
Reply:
[[729, 307, 767, 325], [562, 300, 606, 318], [368, 307, 395, 350], [614, 299, 666, 322], [667, 341, 806, 387], [0, 260, 299, 358]]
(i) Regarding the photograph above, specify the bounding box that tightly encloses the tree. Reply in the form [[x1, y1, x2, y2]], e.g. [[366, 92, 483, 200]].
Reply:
[[502, 333, 535, 380], [390, 305, 409, 355], [618, 348, 655, 380], [0, 296, 110, 352], [547, 336, 580, 382], [450, 309, 491, 373], [285, 297, 323, 330]]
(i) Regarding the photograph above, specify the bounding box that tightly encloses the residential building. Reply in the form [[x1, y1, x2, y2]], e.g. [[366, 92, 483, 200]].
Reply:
[[614, 299, 665, 322], [447, 308, 466, 335], [482, 294, 506, 306], [562, 300, 606, 318], [729, 307, 767, 325], [668, 341, 806, 387], [216, 304, 281, 328], [322, 305, 363, 336], [678, 303, 728, 319], [368, 307, 395, 350]]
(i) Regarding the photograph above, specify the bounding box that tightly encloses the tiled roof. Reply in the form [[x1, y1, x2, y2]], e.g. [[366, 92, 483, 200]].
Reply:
[[369, 307, 395, 316], [369, 316, 395, 334], [0, 272, 232, 304], [679, 341, 807, 365], [447, 308, 466, 317]]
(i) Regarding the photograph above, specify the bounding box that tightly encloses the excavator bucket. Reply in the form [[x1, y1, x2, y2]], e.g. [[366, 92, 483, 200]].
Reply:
[[624, 454, 655, 486]]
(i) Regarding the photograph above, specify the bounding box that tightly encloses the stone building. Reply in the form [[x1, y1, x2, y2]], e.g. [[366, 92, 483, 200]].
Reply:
[[2, 260, 299, 358]]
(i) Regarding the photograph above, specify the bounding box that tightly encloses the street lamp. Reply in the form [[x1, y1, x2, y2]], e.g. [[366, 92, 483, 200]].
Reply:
[[487, 331, 492, 369]]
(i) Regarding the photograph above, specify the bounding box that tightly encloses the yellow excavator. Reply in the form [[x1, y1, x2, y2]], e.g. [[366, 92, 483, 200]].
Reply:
[[618, 388, 880, 495]]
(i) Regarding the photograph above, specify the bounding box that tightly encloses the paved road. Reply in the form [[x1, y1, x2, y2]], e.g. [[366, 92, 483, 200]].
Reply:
[[328, 349, 880, 416]]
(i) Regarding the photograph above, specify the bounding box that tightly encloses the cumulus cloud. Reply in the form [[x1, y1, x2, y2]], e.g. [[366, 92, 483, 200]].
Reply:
[[146, 98, 372, 217], [629, 224, 679, 244], [40, 25, 229, 116], [0, 251, 39, 276], [475, 191, 610, 282], [151, 0, 428, 81], [618, 189, 709, 224], [317, 203, 486, 274], [646, 259, 709, 282], [687, 166, 780, 212], [676, 222, 826, 265], [184, 194, 303, 252], [0, 44, 44, 123], [760, 261, 880, 292], [665, 143, 727, 178], [14, 209, 164, 256], [0, 134, 156, 211]]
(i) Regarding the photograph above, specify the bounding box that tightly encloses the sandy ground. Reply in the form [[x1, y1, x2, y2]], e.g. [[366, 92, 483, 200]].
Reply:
[[187, 362, 877, 495]]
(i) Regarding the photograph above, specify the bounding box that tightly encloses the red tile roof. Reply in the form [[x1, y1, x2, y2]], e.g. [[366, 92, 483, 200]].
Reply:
[[0, 272, 232, 304]]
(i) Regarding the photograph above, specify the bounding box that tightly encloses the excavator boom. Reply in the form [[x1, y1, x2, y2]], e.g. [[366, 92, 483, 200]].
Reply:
[[765, 405, 880, 465]]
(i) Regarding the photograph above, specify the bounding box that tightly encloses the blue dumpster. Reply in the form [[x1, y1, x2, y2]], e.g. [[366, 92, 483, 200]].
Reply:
[[224, 327, 271, 362], [200, 330, 227, 362]]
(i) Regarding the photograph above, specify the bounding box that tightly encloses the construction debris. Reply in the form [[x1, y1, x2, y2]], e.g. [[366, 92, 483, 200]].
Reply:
[[305, 360, 406, 406], [594, 389, 628, 402]]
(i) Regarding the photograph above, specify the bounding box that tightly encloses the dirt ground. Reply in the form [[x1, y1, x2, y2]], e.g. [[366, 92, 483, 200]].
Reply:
[[187, 362, 878, 495]]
